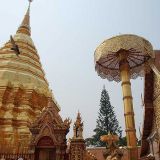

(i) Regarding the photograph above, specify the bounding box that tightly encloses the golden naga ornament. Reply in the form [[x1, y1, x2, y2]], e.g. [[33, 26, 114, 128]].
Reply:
[[101, 132, 119, 145], [100, 133, 123, 160]]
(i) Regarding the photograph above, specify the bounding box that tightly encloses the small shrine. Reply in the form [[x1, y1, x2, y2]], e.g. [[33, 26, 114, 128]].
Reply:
[[69, 112, 86, 160], [68, 112, 97, 160], [29, 99, 71, 160]]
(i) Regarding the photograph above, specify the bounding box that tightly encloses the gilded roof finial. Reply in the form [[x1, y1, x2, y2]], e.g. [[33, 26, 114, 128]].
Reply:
[[77, 110, 81, 120], [17, 0, 33, 36], [73, 111, 83, 139]]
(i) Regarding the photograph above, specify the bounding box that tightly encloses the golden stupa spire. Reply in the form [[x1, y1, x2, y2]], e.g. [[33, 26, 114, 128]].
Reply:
[[76, 110, 81, 123], [17, 1, 33, 36]]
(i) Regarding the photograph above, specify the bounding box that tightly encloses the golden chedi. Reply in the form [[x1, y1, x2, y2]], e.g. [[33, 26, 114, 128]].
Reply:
[[0, 3, 58, 148]]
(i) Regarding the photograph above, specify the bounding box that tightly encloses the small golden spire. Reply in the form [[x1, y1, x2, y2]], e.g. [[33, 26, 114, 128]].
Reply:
[[17, 1, 33, 36], [73, 111, 83, 139], [77, 110, 81, 120]]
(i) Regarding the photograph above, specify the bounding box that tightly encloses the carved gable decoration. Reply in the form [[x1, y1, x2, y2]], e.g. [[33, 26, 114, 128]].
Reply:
[[37, 136, 54, 147], [31, 101, 62, 129], [42, 112, 54, 124], [29, 99, 71, 148], [42, 126, 50, 135]]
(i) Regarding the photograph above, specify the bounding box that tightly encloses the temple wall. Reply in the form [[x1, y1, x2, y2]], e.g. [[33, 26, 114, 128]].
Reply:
[[148, 73, 160, 160], [0, 85, 49, 150], [152, 73, 160, 130]]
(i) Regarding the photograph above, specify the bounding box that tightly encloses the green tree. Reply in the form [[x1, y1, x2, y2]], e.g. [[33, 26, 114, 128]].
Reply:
[[86, 86, 123, 147], [118, 136, 127, 146]]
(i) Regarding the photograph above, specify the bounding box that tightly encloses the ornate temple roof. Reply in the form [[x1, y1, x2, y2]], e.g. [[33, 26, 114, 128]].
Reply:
[[30, 100, 71, 131], [29, 99, 71, 146]]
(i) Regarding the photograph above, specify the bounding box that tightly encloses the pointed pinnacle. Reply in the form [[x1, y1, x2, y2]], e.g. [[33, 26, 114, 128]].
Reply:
[[17, 2, 32, 36]]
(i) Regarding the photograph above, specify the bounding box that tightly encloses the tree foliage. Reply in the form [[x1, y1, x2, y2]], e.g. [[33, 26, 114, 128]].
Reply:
[[86, 86, 123, 147]]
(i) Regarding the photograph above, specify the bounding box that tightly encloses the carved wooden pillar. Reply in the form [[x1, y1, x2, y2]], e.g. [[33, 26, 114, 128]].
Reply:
[[56, 146, 61, 160], [70, 139, 85, 160], [61, 145, 67, 160]]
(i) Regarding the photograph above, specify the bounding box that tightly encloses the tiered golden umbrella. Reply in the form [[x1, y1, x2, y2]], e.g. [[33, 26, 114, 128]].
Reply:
[[94, 34, 154, 160]]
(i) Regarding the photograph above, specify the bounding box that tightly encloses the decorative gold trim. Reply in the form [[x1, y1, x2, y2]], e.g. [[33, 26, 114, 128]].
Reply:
[[0, 66, 46, 82], [124, 112, 134, 116], [121, 81, 131, 86], [123, 96, 133, 100], [0, 57, 44, 73], [125, 128, 136, 132]]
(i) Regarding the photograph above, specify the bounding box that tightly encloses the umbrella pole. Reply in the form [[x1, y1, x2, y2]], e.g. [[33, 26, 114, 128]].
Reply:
[[119, 52, 138, 160]]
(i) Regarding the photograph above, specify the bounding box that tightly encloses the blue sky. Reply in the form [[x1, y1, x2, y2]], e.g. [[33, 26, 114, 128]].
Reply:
[[0, 0, 160, 138]]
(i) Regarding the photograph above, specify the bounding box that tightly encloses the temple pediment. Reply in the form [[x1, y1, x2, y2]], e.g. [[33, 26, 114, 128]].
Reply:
[[29, 99, 71, 152]]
